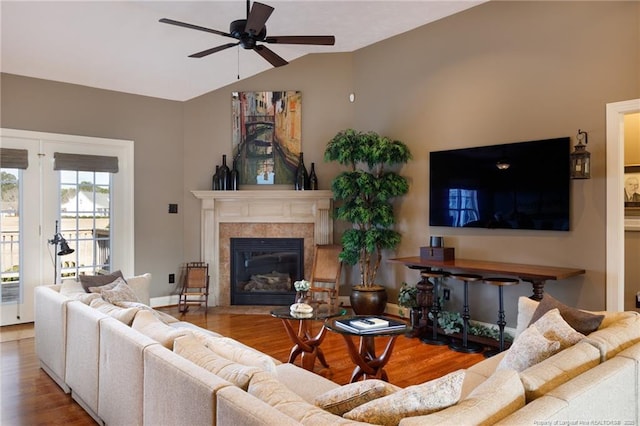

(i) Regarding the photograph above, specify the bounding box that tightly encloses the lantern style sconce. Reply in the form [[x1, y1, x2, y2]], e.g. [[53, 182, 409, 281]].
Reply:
[[570, 129, 591, 179]]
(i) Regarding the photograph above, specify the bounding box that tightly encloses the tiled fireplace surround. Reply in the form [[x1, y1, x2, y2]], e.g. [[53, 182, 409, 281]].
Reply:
[[192, 190, 334, 306]]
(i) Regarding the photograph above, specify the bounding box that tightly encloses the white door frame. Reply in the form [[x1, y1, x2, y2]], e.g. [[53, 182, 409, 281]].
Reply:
[[606, 99, 640, 311]]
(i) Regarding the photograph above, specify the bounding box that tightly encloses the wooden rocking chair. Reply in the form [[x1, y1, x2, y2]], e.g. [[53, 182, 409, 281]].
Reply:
[[178, 262, 209, 313], [309, 244, 343, 306]]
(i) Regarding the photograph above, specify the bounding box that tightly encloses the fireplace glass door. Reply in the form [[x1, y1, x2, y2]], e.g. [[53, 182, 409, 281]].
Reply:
[[230, 238, 304, 305]]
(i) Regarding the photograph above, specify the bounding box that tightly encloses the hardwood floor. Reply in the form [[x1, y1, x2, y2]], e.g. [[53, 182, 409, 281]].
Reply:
[[0, 307, 486, 425]]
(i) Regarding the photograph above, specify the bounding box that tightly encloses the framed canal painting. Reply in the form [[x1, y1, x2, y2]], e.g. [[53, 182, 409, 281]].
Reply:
[[231, 91, 301, 186]]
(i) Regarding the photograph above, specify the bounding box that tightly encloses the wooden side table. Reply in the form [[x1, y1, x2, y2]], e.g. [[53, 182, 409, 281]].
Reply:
[[325, 316, 410, 383], [270, 305, 346, 372]]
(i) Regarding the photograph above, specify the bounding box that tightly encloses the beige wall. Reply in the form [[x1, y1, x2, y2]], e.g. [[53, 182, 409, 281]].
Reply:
[[349, 1, 639, 322], [2, 2, 639, 321], [0, 74, 185, 297]]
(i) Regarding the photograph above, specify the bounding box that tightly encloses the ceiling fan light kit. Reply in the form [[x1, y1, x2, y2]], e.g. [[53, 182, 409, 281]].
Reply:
[[160, 0, 335, 68]]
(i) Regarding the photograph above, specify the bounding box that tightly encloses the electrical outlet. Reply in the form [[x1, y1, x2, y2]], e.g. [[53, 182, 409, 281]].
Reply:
[[443, 289, 450, 300], [168, 204, 178, 214], [169, 273, 175, 284]]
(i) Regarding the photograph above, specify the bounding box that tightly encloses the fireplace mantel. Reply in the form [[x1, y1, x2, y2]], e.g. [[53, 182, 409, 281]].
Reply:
[[192, 190, 334, 306]]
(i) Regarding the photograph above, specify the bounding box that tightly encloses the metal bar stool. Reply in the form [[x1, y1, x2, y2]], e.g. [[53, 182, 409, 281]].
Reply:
[[420, 270, 449, 346], [448, 273, 484, 354], [483, 277, 519, 357]]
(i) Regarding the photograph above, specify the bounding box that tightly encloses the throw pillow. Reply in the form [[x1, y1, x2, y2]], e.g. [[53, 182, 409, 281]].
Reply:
[[531, 308, 585, 349], [131, 310, 190, 349], [79, 270, 125, 293], [100, 278, 141, 304], [412, 369, 525, 425], [528, 293, 604, 335], [89, 297, 139, 325], [343, 369, 465, 425], [59, 279, 85, 297], [125, 273, 152, 305], [497, 325, 561, 372], [314, 379, 401, 416], [515, 296, 539, 338]]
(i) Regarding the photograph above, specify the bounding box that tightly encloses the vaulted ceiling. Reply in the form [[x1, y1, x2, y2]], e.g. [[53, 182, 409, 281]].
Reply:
[[1, 1, 483, 101]]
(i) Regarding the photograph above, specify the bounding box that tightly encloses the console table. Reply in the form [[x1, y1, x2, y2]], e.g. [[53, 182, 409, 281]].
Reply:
[[389, 257, 585, 301]]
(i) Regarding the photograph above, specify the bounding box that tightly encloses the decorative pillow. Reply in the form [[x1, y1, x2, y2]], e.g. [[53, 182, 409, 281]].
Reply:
[[79, 270, 125, 293], [515, 296, 539, 338], [59, 279, 85, 297], [343, 369, 465, 425], [115, 301, 179, 324], [314, 379, 401, 416], [173, 334, 261, 390], [131, 310, 190, 349], [71, 292, 102, 305], [531, 308, 585, 349], [100, 278, 141, 304], [528, 293, 604, 335], [497, 325, 561, 372], [88, 279, 119, 294], [125, 273, 151, 305], [89, 297, 139, 325], [405, 369, 525, 426]]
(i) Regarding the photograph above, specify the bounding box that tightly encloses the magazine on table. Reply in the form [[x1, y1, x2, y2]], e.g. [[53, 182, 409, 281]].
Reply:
[[335, 316, 407, 334]]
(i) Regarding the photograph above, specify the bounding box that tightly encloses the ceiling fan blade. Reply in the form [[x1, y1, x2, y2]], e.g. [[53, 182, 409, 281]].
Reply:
[[245, 2, 274, 36], [264, 35, 335, 46], [189, 43, 239, 58], [159, 18, 232, 39], [254, 45, 288, 67]]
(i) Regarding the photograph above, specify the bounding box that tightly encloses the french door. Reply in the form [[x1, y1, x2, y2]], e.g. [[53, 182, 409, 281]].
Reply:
[[0, 129, 134, 326]]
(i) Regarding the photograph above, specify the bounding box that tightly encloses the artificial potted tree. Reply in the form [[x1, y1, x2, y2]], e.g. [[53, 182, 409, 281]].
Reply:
[[325, 129, 411, 315]]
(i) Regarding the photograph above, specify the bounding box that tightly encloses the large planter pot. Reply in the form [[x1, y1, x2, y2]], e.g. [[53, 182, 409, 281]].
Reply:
[[350, 285, 388, 315]]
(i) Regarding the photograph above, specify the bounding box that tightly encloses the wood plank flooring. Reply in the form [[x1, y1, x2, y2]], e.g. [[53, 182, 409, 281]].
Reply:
[[0, 307, 487, 425]]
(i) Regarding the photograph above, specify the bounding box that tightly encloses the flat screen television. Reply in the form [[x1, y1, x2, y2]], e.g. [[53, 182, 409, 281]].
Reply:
[[429, 137, 571, 231]]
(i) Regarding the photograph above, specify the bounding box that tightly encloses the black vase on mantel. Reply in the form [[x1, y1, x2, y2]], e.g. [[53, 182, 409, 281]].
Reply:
[[309, 162, 318, 190], [230, 159, 240, 191], [212, 165, 220, 190], [218, 155, 230, 190], [294, 152, 309, 190]]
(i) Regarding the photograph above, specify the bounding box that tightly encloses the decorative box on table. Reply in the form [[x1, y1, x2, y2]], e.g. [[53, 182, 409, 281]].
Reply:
[[420, 246, 455, 261]]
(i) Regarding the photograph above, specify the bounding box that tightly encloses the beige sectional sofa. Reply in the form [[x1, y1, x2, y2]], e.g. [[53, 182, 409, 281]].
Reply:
[[35, 278, 640, 426]]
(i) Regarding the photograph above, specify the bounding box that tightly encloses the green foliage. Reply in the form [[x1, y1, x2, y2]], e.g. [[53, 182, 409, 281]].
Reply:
[[397, 282, 419, 309], [325, 129, 411, 287]]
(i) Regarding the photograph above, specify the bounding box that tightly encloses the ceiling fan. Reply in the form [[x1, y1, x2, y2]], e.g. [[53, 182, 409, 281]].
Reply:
[[160, 0, 336, 68]]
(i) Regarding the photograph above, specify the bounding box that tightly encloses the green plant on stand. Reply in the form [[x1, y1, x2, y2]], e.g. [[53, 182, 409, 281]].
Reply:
[[397, 282, 418, 317]]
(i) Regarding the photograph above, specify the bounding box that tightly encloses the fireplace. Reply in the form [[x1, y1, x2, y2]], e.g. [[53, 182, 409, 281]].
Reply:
[[192, 190, 333, 306], [231, 237, 303, 305]]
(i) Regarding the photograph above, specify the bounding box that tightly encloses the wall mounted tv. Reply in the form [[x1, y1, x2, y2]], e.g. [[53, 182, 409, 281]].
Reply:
[[429, 137, 571, 231]]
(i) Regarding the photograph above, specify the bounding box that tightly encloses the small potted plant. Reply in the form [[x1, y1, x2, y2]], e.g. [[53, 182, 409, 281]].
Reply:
[[325, 129, 411, 315], [397, 282, 421, 327]]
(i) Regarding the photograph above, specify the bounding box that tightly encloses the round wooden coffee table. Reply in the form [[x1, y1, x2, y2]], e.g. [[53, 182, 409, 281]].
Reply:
[[325, 315, 410, 383], [270, 304, 346, 372]]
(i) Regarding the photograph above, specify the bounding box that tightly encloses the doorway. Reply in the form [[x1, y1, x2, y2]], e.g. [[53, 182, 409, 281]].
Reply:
[[606, 98, 640, 311]]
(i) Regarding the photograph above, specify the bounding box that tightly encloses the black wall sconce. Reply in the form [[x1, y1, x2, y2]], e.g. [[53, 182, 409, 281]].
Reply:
[[570, 129, 591, 179]]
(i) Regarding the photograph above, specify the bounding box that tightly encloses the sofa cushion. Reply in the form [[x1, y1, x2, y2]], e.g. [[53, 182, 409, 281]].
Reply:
[[314, 379, 401, 416], [116, 301, 179, 324], [248, 370, 368, 425], [131, 310, 190, 349], [80, 270, 125, 293], [100, 278, 141, 304], [519, 340, 601, 402], [275, 362, 339, 403], [529, 293, 604, 335], [497, 325, 561, 372], [399, 369, 525, 426], [530, 308, 585, 350], [584, 313, 640, 361], [173, 334, 261, 390], [343, 369, 465, 426], [89, 297, 140, 325], [193, 333, 278, 375], [60, 279, 85, 296]]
